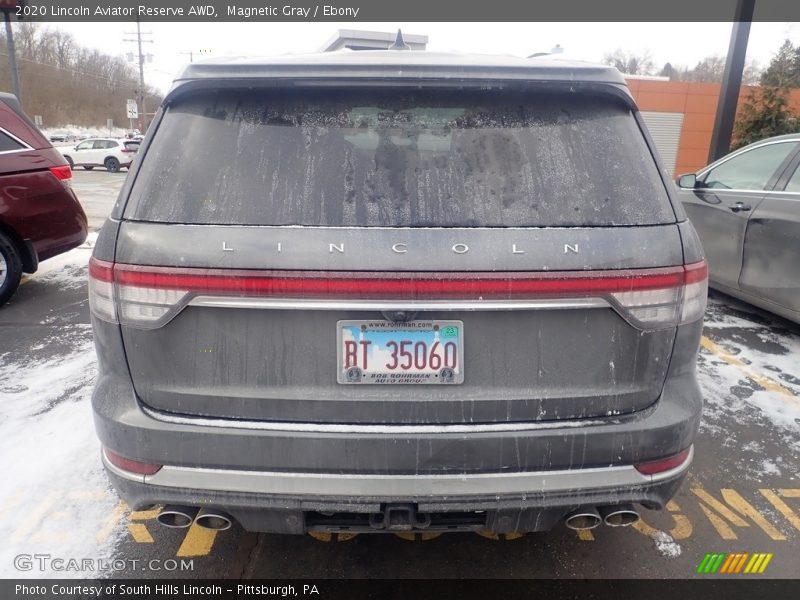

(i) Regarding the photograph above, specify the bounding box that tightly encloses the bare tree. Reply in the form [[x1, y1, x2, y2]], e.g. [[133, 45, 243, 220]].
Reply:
[[0, 22, 162, 128], [680, 55, 761, 85], [602, 49, 656, 76]]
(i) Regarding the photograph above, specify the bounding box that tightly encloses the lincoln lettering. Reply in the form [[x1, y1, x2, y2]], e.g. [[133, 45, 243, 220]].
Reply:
[[222, 242, 581, 255]]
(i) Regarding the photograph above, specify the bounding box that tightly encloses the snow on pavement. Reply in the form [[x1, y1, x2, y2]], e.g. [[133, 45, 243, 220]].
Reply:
[[697, 296, 800, 480], [0, 237, 122, 578]]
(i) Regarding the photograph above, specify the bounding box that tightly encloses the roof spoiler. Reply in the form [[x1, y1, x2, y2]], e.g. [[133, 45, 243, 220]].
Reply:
[[163, 78, 635, 111]]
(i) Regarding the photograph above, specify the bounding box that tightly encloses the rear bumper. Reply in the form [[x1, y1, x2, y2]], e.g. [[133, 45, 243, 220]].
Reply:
[[91, 315, 704, 533], [103, 447, 691, 534], [94, 371, 701, 533]]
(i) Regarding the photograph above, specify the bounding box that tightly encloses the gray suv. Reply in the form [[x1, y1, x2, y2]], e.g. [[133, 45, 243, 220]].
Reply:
[[89, 50, 707, 535]]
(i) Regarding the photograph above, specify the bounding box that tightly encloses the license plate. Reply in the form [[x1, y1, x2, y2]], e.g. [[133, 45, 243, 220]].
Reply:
[[337, 320, 464, 385]]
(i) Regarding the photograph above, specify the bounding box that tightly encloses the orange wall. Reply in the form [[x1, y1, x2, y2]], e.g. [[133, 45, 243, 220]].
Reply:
[[626, 79, 800, 175]]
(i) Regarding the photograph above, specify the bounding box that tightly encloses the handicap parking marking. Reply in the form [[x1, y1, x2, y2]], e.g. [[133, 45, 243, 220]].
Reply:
[[308, 532, 359, 542], [760, 489, 800, 531], [95, 500, 127, 545], [11, 492, 57, 543], [575, 487, 800, 545], [5, 490, 224, 559], [632, 500, 694, 541], [127, 523, 154, 544], [176, 522, 218, 557], [126, 505, 160, 543]]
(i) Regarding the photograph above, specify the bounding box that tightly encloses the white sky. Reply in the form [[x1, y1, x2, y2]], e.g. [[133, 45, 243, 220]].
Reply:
[[53, 21, 799, 93]]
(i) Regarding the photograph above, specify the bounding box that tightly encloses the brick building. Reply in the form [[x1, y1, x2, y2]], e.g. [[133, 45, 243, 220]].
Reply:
[[627, 78, 800, 177]]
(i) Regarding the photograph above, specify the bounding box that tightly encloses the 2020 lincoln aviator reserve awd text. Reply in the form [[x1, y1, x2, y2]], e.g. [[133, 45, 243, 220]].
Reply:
[[89, 49, 707, 535]]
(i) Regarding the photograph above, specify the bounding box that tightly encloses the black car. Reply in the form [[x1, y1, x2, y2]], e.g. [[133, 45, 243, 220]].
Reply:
[[677, 133, 800, 324]]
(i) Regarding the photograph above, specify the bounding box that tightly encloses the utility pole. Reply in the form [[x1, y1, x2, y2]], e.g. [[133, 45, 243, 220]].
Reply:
[[180, 48, 212, 64], [123, 19, 153, 131], [1, 2, 21, 102], [708, 0, 755, 163]]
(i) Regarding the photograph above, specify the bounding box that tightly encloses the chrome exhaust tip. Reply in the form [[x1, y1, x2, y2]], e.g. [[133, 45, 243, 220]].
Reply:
[[157, 505, 199, 529], [194, 508, 233, 531], [599, 504, 640, 527], [564, 507, 602, 530]]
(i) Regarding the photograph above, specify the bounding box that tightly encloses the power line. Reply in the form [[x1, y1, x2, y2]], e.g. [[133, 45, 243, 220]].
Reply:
[[123, 21, 154, 130], [0, 50, 144, 90]]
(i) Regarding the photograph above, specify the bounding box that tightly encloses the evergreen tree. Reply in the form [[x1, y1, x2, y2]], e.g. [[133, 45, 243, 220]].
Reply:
[[733, 40, 799, 149], [760, 40, 800, 88]]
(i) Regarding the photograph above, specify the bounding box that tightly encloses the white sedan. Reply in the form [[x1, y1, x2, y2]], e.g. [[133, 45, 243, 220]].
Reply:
[[59, 138, 140, 173]]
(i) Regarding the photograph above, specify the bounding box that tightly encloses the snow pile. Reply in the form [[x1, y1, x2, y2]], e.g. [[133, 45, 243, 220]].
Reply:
[[42, 126, 134, 141], [0, 334, 121, 578], [29, 233, 97, 290], [651, 530, 682, 558], [699, 299, 800, 435], [0, 239, 122, 578]]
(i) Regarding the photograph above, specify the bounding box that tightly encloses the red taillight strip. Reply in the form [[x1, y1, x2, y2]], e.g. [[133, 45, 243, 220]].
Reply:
[[89, 259, 707, 300], [89, 257, 114, 282], [103, 447, 162, 476], [49, 165, 72, 181], [634, 447, 692, 475], [683, 260, 708, 284]]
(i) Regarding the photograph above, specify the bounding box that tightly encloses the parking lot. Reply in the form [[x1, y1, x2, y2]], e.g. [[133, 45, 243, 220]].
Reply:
[[1, 169, 799, 579]]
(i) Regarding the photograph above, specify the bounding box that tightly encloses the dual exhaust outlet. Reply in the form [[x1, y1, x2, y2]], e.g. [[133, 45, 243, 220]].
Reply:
[[157, 503, 639, 532], [564, 504, 640, 530], [156, 506, 233, 531]]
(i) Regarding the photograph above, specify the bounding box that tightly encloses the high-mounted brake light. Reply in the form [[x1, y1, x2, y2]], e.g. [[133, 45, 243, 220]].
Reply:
[[49, 165, 72, 181], [88, 258, 708, 330]]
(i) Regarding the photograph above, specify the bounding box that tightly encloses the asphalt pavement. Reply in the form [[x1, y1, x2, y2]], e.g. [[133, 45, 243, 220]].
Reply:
[[1, 170, 798, 580]]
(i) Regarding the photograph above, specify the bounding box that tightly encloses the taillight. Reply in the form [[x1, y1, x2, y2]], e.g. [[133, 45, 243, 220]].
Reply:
[[609, 260, 707, 328], [88, 258, 117, 323], [120, 148, 131, 153], [88, 258, 708, 330], [103, 447, 162, 476], [635, 447, 692, 475], [679, 261, 709, 324], [49, 165, 72, 181]]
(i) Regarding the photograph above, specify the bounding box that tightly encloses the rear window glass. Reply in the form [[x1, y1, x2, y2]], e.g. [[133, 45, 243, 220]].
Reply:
[[0, 130, 26, 152], [127, 89, 674, 227]]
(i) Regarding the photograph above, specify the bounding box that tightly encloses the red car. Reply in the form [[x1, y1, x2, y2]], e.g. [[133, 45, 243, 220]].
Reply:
[[0, 92, 87, 306]]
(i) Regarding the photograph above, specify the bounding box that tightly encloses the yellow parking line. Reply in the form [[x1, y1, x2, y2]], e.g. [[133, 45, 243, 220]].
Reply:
[[96, 500, 127, 544], [129, 508, 162, 521], [761, 489, 800, 532], [12, 493, 56, 542], [700, 336, 799, 403], [127, 523, 154, 543], [176, 522, 217, 557]]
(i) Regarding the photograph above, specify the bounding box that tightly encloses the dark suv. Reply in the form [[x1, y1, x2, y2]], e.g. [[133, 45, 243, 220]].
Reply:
[[0, 93, 87, 306], [89, 51, 707, 535]]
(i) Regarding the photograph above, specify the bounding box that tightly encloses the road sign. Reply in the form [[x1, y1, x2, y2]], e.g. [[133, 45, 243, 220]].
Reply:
[[34, 115, 42, 126], [126, 99, 138, 119]]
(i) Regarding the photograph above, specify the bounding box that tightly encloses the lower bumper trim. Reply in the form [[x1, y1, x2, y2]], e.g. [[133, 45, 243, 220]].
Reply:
[[103, 446, 693, 499]]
